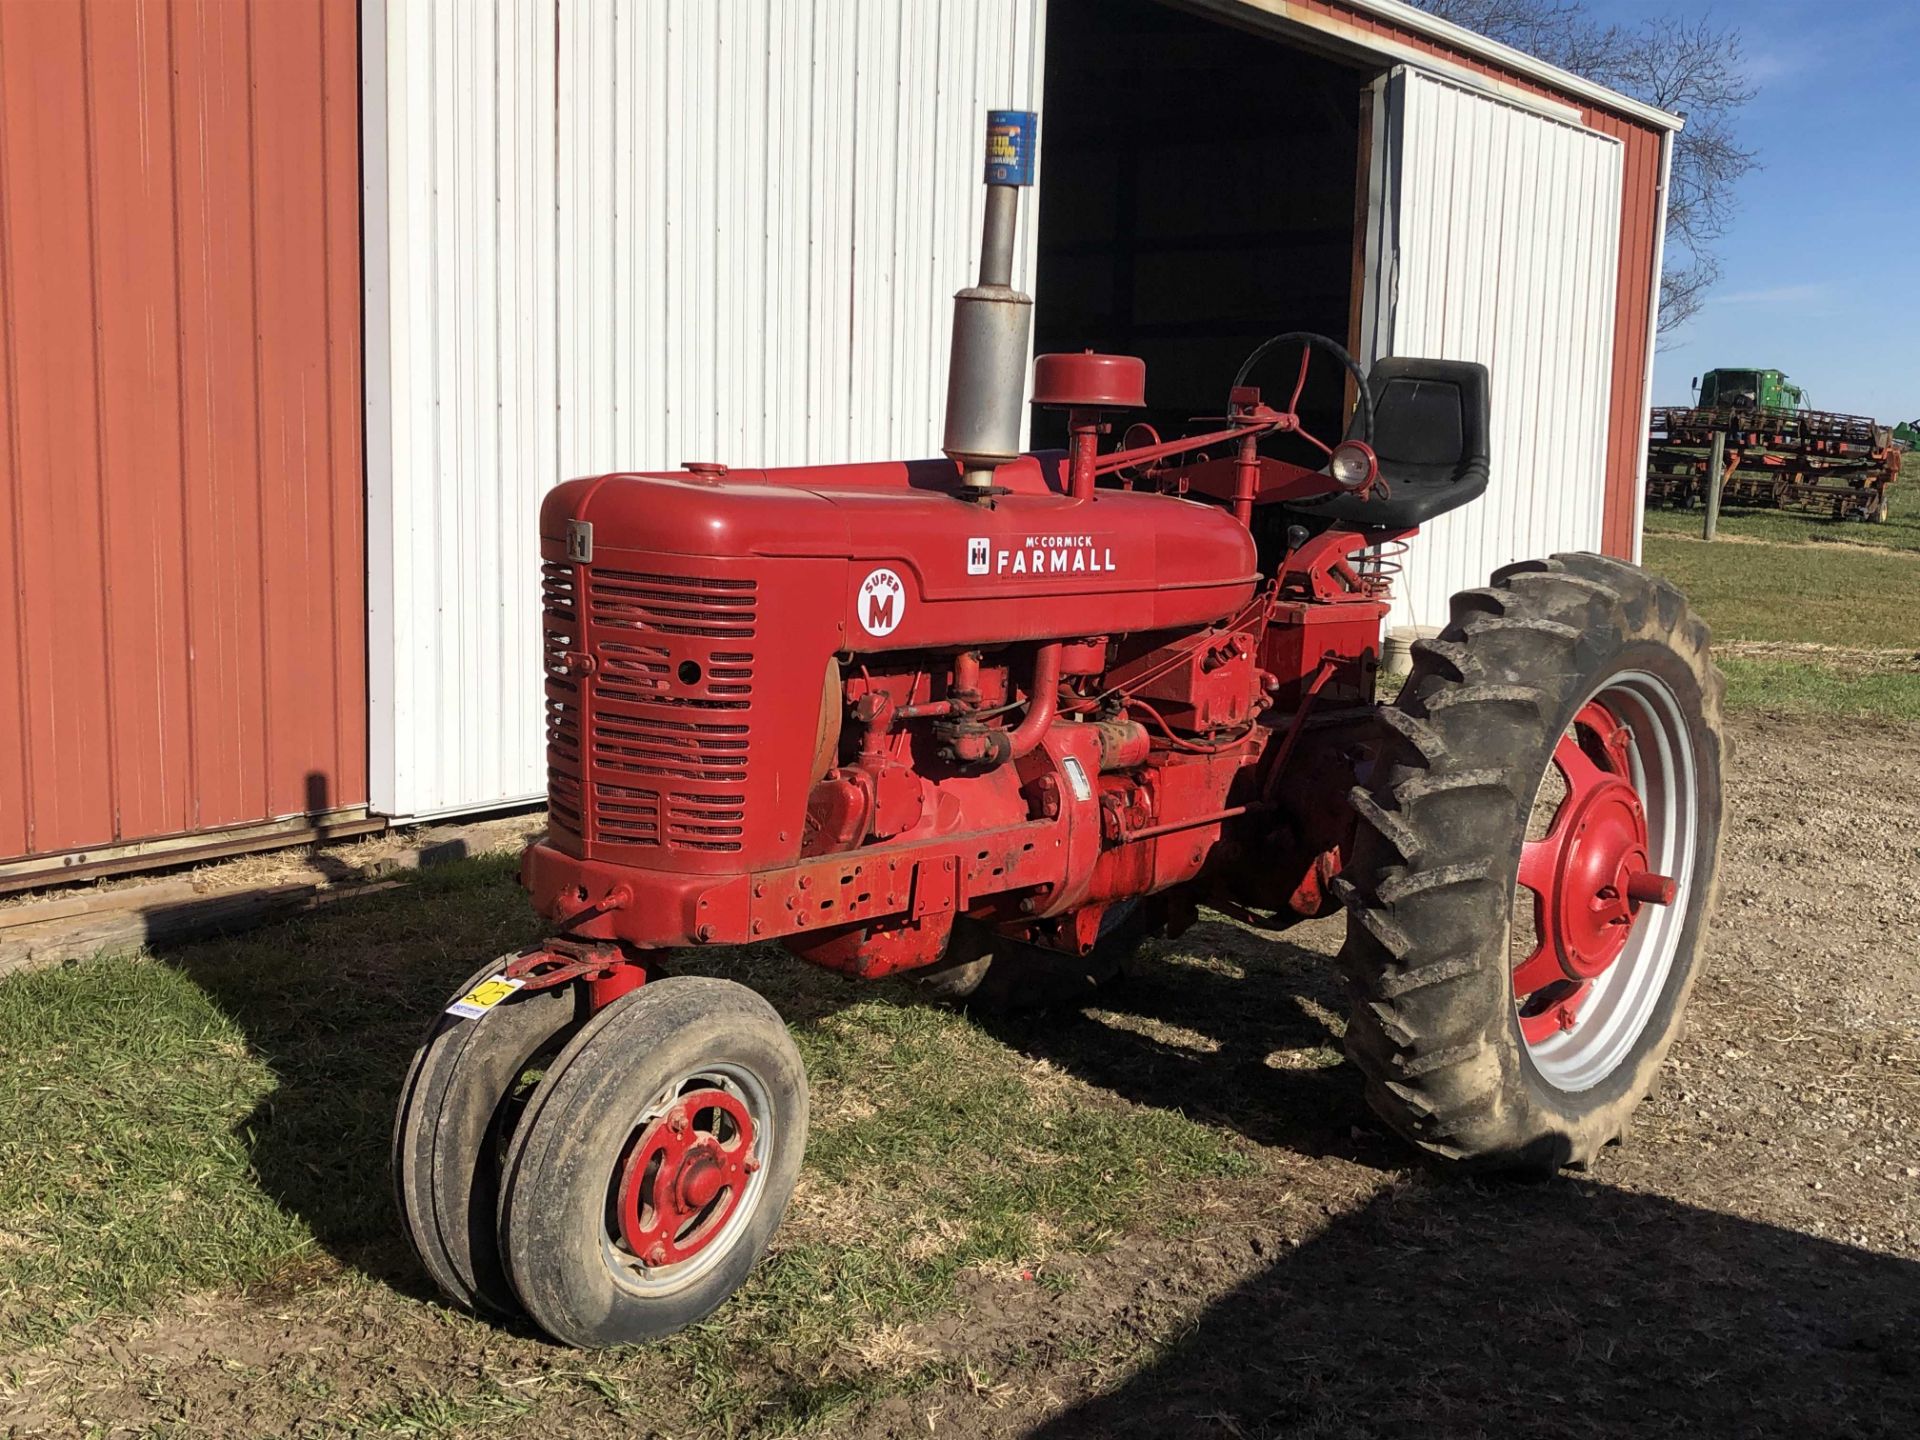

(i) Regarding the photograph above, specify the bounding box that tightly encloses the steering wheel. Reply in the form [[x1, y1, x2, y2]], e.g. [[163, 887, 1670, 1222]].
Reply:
[[1231, 331, 1374, 456]]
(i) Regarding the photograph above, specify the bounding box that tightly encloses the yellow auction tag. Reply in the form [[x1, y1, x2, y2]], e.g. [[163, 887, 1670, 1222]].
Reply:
[[446, 974, 526, 1019]]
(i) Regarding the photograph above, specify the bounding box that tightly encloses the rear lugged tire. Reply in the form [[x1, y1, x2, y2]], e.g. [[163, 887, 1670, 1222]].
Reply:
[[1338, 553, 1725, 1171], [497, 977, 808, 1347]]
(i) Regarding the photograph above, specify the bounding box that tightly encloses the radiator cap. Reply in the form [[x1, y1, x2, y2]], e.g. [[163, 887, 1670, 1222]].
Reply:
[[1032, 350, 1145, 410]]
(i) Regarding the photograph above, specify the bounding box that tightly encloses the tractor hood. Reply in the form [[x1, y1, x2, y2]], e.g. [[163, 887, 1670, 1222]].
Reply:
[[540, 453, 1260, 650]]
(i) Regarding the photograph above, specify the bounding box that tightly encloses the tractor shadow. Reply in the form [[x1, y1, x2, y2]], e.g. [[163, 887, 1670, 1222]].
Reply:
[[148, 866, 1920, 1435], [149, 859, 546, 1303], [973, 916, 1399, 1169], [157, 886, 1382, 1304], [149, 857, 909, 1302], [1025, 1178, 1920, 1438]]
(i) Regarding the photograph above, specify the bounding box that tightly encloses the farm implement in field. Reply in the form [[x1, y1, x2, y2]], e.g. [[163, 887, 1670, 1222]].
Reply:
[[1647, 402, 1900, 524]]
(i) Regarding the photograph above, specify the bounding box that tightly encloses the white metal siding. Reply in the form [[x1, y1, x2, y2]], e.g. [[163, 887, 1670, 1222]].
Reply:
[[1367, 69, 1623, 634], [365, 0, 1046, 818], [364, 0, 560, 821], [557, 0, 1045, 476]]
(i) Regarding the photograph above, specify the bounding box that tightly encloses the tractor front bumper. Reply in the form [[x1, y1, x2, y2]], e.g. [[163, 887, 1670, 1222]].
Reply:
[[520, 830, 1066, 953]]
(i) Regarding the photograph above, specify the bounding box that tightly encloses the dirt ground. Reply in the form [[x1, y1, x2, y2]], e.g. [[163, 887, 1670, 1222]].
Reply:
[[3, 710, 1918, 1439]]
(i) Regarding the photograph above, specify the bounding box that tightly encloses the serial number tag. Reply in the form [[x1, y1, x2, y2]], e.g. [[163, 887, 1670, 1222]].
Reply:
[[446, 974, 526, 1019]]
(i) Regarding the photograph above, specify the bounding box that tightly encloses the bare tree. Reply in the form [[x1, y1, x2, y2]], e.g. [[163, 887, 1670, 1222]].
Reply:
[[1412, 0, 1757, 331]]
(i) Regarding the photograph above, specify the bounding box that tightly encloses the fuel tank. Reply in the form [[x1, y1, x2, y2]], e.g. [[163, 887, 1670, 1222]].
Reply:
[[541, 451, 1260, 651]]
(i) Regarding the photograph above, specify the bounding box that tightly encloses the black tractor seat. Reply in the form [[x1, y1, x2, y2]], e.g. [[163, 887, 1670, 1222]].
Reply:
[[1286, 356, 1491, 530]]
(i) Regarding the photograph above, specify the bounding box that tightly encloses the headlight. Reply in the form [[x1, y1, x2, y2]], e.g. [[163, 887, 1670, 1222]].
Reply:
[[1329, 440, 1377, 490]]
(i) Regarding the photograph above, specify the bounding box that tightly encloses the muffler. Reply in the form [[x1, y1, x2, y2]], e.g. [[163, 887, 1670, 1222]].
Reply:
[[942, 110, 1038, 498]]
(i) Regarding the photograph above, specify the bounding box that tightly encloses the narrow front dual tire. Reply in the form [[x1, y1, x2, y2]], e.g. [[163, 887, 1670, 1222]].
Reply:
[[497, 977, 809, 1348], [392, 958, 585, 1317], [395, 972, 808, 1347]]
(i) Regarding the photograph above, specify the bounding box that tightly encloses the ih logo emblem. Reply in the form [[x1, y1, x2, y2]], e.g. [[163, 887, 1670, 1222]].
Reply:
[[857, 567, 906, 637], [966, 536, 990, 575], [565, 519, 593, 564]]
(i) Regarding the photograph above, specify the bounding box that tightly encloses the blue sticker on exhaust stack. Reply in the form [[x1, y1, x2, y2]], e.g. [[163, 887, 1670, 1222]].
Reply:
[[984, 110, 1037, 187]]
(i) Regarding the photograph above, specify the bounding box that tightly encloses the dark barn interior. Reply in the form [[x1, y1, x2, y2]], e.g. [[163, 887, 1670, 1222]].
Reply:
[[1032, 0, 1370, 460]]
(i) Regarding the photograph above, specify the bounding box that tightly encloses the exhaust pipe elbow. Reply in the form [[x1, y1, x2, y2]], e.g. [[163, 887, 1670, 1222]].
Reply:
[[1003, 641, 1063, 760], [940, 641, 1063, 766]]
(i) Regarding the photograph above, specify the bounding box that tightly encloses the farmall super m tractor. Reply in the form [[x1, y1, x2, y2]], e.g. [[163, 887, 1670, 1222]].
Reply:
[[394, 113, 1724, 1347]]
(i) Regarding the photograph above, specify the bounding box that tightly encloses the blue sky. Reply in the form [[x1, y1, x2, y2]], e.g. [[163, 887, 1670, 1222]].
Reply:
[[1585, 0, 1919, 420]]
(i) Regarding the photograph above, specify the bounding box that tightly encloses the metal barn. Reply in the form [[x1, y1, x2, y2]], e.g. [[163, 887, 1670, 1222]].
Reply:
[[0, 0, 1677, 879]]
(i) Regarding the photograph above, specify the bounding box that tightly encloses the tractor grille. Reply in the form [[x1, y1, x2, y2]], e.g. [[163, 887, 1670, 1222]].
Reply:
[[589, 568, 758, 640], [541, 564, 585, 837], [543, 561, 756, 855]]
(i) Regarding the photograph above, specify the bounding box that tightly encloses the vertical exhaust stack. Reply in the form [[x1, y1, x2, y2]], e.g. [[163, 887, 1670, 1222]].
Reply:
[[943, 111, 1038, 499]]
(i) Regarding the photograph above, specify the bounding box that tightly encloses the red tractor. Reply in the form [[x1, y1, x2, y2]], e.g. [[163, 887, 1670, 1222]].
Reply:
[[394, 112, 1723, 1348]]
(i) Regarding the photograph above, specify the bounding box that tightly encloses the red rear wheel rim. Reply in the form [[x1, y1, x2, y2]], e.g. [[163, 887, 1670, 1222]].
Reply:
[[1514, 699, 1676, 1046]]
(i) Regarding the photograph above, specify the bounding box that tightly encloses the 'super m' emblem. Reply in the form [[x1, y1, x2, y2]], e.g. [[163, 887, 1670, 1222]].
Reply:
[[857, 567, 906, 637]]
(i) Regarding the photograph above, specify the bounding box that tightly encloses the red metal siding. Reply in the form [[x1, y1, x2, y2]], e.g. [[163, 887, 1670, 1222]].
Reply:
[[0, 0, 364, 865], [1584, 113, 1661, 558], [1306, 0, 1665, 559]]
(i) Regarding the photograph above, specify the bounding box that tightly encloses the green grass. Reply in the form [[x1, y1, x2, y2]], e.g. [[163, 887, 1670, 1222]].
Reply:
[[0, 959, 308, 1336], [0, 855, 1251, 1398], [0, 859, 547, 1344], [1715, 656, 1920, 723], [1635, 529, 1920, 725], [1642, 500, 1920, 553], [1640, 534, 1920, 648]]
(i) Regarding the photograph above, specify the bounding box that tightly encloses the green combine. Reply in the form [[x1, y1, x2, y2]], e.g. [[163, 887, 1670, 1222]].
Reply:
[[1647, 366, 1899, 523], [1695, 367, 1806, 411]]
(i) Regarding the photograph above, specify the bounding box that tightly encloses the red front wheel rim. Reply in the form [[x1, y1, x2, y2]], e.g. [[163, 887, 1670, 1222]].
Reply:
[[603, 1067, 772, 1293]]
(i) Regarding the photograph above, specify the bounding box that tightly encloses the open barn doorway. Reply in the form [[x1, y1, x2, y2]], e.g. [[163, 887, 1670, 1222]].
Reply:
[[1032, 0, 1374, 459]]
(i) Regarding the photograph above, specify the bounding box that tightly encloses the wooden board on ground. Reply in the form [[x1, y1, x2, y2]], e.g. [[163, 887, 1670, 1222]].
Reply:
[[0, 813, 547, 978]]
